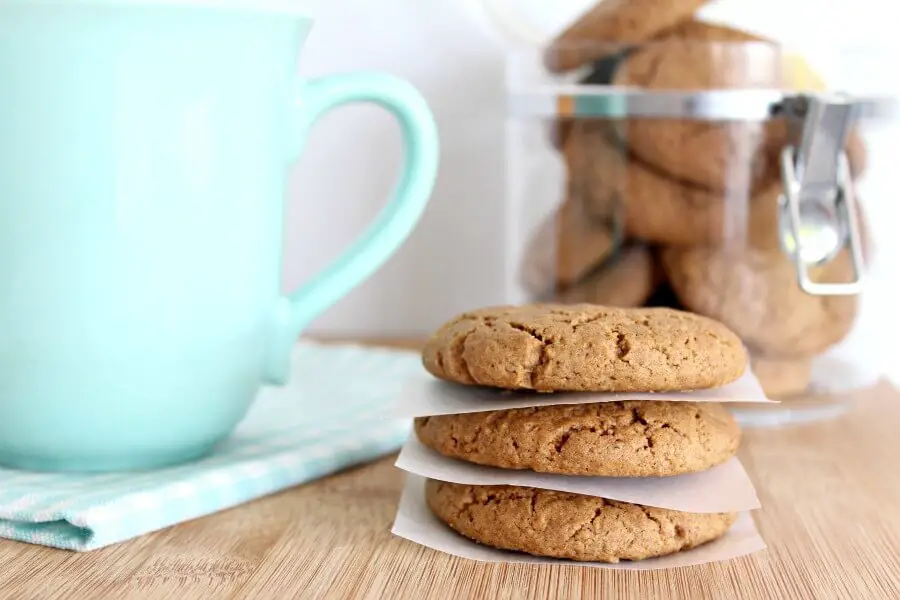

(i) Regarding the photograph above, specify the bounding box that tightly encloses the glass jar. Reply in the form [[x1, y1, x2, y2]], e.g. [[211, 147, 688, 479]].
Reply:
[[503, 30, 897, 428]]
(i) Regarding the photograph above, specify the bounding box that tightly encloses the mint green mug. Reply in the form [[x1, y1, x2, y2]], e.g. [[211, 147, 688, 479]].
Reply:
[[0, 1, 438, 472]]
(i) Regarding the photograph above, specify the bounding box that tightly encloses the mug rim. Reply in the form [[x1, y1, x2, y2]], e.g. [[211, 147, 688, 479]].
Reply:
[[0, 0, 311, 16]]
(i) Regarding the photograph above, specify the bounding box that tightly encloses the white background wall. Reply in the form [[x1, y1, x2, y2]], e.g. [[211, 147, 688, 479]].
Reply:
[[287, 0, 899, 381]]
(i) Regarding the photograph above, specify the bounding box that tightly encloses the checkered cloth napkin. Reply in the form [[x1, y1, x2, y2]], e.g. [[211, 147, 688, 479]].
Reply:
[[0, 342, 420, 551]]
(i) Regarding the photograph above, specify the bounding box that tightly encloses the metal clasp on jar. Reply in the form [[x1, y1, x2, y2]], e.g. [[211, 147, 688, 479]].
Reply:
[[778, 95, 866, 296]]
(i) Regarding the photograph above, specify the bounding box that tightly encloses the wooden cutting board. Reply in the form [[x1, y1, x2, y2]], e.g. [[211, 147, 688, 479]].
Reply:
[[0, 340, 898, 600]]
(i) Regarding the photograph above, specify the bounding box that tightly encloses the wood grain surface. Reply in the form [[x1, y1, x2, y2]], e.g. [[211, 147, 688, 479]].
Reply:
[[0, 340, 899, 599]]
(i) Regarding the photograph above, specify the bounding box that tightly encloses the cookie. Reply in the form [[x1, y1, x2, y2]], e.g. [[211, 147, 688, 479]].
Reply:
[[610, 21, 871, 191], [750, 353, 812, 398], [421, 304, 747, 392], [563, 121, 626, 222], [854, 197, 874, 262], [426, 480, 737, 563], [544, 0, 713, 73], [556, 245, 659, 307], [551, 53, 630, 150], [846, 130, 868, 179], [415, 400, 740, 476], [565, 122, 783, 246], [614, 20, 780, 88], [662, 247, 858, 358], [520, 196, 616, 296], [612, 20, 783, 193]]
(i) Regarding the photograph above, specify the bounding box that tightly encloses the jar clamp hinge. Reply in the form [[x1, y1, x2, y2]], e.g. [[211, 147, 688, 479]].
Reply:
[[778, 94, 866, 296]]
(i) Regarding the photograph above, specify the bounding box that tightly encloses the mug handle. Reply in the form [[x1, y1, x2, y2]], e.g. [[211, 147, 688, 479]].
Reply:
[[265, 72, 439, 383]]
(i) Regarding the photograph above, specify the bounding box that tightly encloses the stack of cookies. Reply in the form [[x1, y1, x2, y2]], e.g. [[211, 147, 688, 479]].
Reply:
[[404, 303, 758, 564], [519, 1, 867, 399]]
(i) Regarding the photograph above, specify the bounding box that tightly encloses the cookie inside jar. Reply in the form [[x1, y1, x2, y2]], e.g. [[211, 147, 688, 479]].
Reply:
[[510, 8, 890, 426]]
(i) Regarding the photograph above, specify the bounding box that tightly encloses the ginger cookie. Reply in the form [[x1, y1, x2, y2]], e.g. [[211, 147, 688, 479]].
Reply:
[[421, 304, 747, 392], [415, 400, 740, 476], [846, 130, 868, 179], [556, 245, 659, 307], [611, 21, 868, 191], [612, 20, 783, 193], [614, 20, 781, 89], [565, 122, 783, 246], [750, 353, 812, 399], [551, 53, 630, 150], [562, 121, 624, 222], [544, 0, 713, 73], [662, 247, 858, 358], [519, 196, 616, 296], [426, 480, 737, 563], [563, 121, 626, 222]]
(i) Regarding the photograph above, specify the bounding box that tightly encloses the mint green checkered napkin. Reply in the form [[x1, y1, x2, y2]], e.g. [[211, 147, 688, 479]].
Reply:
[[0, 342, 419, 551]]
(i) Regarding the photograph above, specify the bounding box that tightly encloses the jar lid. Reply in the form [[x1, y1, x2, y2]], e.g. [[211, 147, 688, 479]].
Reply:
[[508, 88, 895, 121]]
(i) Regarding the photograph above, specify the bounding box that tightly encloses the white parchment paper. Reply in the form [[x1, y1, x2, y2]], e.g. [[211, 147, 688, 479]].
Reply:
[[391, 369, 774, 418], [391, 474, 766, 571], [395, 435, 760, 513]]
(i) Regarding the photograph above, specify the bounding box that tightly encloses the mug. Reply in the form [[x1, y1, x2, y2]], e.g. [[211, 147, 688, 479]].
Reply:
[[0, 1, 439, 471]]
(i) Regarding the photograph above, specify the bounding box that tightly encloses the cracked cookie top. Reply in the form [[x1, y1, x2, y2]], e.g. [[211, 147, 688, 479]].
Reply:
[[415, 400, 739, 476], [426, 479, 737, 562], [543, 0, 714, 74], [421, 304, 746, 392]]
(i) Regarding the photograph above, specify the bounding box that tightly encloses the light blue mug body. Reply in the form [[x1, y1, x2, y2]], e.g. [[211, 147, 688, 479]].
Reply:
[[0, 1, 438, 472]]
